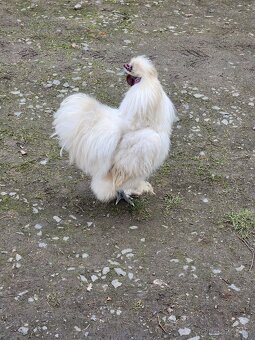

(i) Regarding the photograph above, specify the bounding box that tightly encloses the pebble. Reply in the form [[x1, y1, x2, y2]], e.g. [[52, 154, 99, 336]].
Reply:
[[34, 224, 43, 230], [15, 254, 22, 261], [239, 330, 249, 339], [102, 267, 110, 275], [235, 265, 245, 272], [222, 119, 229, 125], [193, 94, 204, 98], [111, 279, 122, 288], [91, 275, 98, 282], [80, 275, 87, 282], [114, 268, 126, 276], [38, 242, 47, 248], [179, 328, 191, 336], [238, 317, 249, 325], [212, 268, 221, 274], [121, 248, 133, 255], [188, 337, 200, 340], [18, 326, 29, 335], [53, 216, 61, 223], [229, 284, 240, 292], [129, 225, 138, 229]]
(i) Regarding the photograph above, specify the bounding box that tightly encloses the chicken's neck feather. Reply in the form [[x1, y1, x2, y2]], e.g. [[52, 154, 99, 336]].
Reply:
[[119, 78, 168, 132]]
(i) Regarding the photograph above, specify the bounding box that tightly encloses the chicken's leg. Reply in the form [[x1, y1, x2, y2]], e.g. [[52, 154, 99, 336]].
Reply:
[[116, 190, 134, 206]]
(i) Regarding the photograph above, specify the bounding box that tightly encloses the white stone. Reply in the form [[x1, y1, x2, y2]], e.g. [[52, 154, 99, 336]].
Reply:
[[129, 225, 138, 229], [34, 224, 43, 230], [128, 272, 134, 280], [121, 248, 132, 255], [91, 275, 98, 282], [79, 275, 87, 282], [38, 242, 47, 248], [53, 216, 61, 223], [212, 268, 221, 274], [235, 265, 245, 272], [169, 315, 177, 322], [102, 267, 110, 275], [239, 330, 249, 339], [16, 254, 22, 261], [222, 119, 229, 125], [238, 317, 249, 325], [18, 327, 29, 335], [111, 279, 122, 288], [193, 93, 204, 98], [179, 328, 191, 336], [229, 284, 240, 292], [114, 268, 126, 276]]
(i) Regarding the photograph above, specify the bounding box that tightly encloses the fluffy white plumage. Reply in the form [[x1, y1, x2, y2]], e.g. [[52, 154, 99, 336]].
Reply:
[[53, 56, 177, 203]]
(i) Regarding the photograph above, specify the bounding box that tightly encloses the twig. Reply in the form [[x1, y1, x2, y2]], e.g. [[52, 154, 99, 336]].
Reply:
[[157, 315, 167, 334], [236, 234, 255, 271]]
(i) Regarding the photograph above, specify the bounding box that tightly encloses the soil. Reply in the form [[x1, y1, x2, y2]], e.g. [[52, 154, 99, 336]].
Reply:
[[0, 0, 255, 339]]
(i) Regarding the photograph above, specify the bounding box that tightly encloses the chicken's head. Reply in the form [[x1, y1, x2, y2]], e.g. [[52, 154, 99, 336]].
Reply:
[[123, 56, 158, 86]]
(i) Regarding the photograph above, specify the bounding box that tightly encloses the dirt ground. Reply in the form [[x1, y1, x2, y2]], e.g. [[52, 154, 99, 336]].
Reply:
[[0, 0, 255, 339]]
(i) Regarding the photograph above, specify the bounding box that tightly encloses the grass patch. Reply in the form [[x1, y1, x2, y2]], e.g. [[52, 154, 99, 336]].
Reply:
[[225, 209, 255, 238], [164, 194, 182, 215]]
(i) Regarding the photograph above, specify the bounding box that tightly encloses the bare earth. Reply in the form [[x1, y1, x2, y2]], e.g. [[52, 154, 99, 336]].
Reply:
[[0, 0, 255, 339]]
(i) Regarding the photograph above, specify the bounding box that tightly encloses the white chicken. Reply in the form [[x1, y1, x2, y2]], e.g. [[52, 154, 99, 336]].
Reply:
[[53, 56, 177, 205]]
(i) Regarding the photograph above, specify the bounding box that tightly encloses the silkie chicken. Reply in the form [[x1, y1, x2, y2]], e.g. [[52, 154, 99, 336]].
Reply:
[[52, 56, 177, 205]]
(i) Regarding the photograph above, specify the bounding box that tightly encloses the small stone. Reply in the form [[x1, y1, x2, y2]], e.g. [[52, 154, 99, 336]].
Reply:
[[202, 197, 209, 203], [38, 242, 47, 248], [63, 236, 69, 241], [153, 279, 168, 287], [212, 268, 221, 274], [238, 317, 249, 325], [82, 253, 89, 259], [235, 265, 245, 272], [129, 225, 138, 229], [169, 315, 177, 322], [111, 279, 122, 288], [18, 326, 29, 335], [39, 159, 48, 165], [87, 283, 92, 291], [91, 275, 98, 282], [193, 93, 204, 98], [128, 272, 134, 280], [121, 248, 132, 255], [53, 216, 61, 223], [178, 328, 191, 336], [114, 268, 126, 276], [222, 119, 229, 125], [74, 3, 82, 9], [188, 337, 200, 340], [239, 330, 249, 339], [34, 224, 43, 230], [74, 326, 81, 332], [229, 284, 240, 292], [16, 254, 22, 261], [52, 80, 60, 86], [102, 267, 110, 275], [79, 275, 87, 282]]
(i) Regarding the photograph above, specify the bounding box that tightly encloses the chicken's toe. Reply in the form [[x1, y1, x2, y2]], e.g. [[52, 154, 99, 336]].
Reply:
[[116, 190, 134, 206]]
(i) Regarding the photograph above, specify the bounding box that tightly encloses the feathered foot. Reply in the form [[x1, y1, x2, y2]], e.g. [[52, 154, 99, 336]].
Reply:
[[116, 190, 134, 206]]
